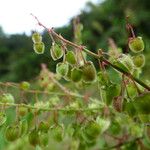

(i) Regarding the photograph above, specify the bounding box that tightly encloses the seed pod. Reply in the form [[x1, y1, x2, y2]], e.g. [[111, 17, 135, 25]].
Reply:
[[19, 81, 30, 90], [28, 128, 40, 146], [84, 121, 101, 139], [132, 54, 145, 68], [1, 93, 14, 104], [18, 106, 28, 117], [56, 62, 69, 77], [52, 125, 64, 142], [71, 68, 82, 82], [113, 96, 123, 112], [0, 112, 7, 127], [63, 64, 72, 81], [117, 54, 134, 73], [5, 125, 21, 142], [38, 121, 50, 133], [20, 120, 28, 137], [50, 43, 63, 60], [66, 51, 76, 65], [39, 133, 49, 147], [33, 42, 45, 54], [32, 32, 42, 43], [81, 61, 97, 83], [133, 92, 150, 114], [129, 37, 144, 53]]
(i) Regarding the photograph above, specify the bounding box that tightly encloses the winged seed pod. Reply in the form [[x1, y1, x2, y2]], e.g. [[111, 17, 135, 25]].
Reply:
[[66, 51, 76, 65], [32, 32, 42, 43], [132, 54, 145, 68], [33, 42, 45, 54], [71, 67, 83, 82], [56, 62, 69, 77], [81, 61, 97, 83], [50, 43, 63, 60], [129, 37, 144, 53]]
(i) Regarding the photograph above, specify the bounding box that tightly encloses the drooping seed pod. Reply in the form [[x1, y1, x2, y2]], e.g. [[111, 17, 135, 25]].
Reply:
[[129, 37, 144, 53], [18, 106, 28, 117], [66, 51, 76, 65], [81, 61, 97, 83], [118, 54, 134, 73], [132, 54, 145, 68], [56, 62, 69, 77], [0, 112, 7, 127], [33, 42, 45, 54], [71, 68, 83, 82], [63, 64, 72, 81], [113, 96, 123, 112], [19, 81, 30, 90], [28, 128, 40, 146], [39, 133, 49, 147], [32, 32, 42, 43], [52, 125, 64, 142], [20, 120, 28, 137], [5, 125, 21, 142], [1, 93, 14, 104], [50, 43, 63, 60], [38, 121, 50, 133]]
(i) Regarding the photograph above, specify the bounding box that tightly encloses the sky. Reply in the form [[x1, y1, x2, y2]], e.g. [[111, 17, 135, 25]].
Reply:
[[0, 0, 98, 35]]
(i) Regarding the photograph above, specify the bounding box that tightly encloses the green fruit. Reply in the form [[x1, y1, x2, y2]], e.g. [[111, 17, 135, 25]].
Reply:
[[52, 125, 64, 142], [32, 32, 42, 43], [85, 122, 101, 139], [106, 84, 120, 105], [50, 43, 63, 60], [133, 92, 150, 114], [38, 121, 50, 133], [5, 125, 21, 142], [39, 133, 49, 147], [71, 68, 82, 82], [117, 54, 134, 73], [56, 62, 69, 77], [81, 61, 97, 83], [63, 64, 72, 81], [0, 112, 7, 127], [1, 93, 14, 103], [66, 51, 76, 65], [28, 129, 40, 146], [129, 37, 144, 53], [18, 106, 28, 117], [132, 54, 145, 68], [19, 81, 30, 90], [33, 42, 45, 54], [20, 120, 28, 136]]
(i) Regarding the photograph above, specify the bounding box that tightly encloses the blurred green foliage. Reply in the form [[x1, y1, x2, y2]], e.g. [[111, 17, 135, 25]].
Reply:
[[0, 0, 150, 81]]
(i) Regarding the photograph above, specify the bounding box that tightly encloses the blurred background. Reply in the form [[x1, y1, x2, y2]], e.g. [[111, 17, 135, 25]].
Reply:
[[0, 0, 149, 82]]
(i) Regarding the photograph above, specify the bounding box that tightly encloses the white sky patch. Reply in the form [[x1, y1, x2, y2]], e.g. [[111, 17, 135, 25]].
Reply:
[[0, 0, 98, 34]]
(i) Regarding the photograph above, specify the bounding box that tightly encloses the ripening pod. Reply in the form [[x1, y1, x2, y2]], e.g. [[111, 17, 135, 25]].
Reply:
[[81, 61, 97, 83], [66, 51, 76, 65], [132, 54, 145, 68], [52, 125, 64, 142], [18, 106, 28, 117], [84, 121, 101, 139], [133, 92, 150, 114], [38, 121, 50, 133], [28, 128, 40, 146], [5, 125, 21, 142], [19, 81, 30, 90], [71, 68, 83, 82], [129, 37, 144, 53], [50, 43, 63, 60], [1, 93, 14, 104], [117, 54, 134, 73], [106, 84, 120, 105], [112, 96, 123, 112], [63, 64, 72, 81], [20, 120, 28, 137], [56, 62, 69, 77], [0, 112, 7, 127], [32, 32, 42, 43], [33, 42, 45, 54], [39, 133, 49, 147]]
